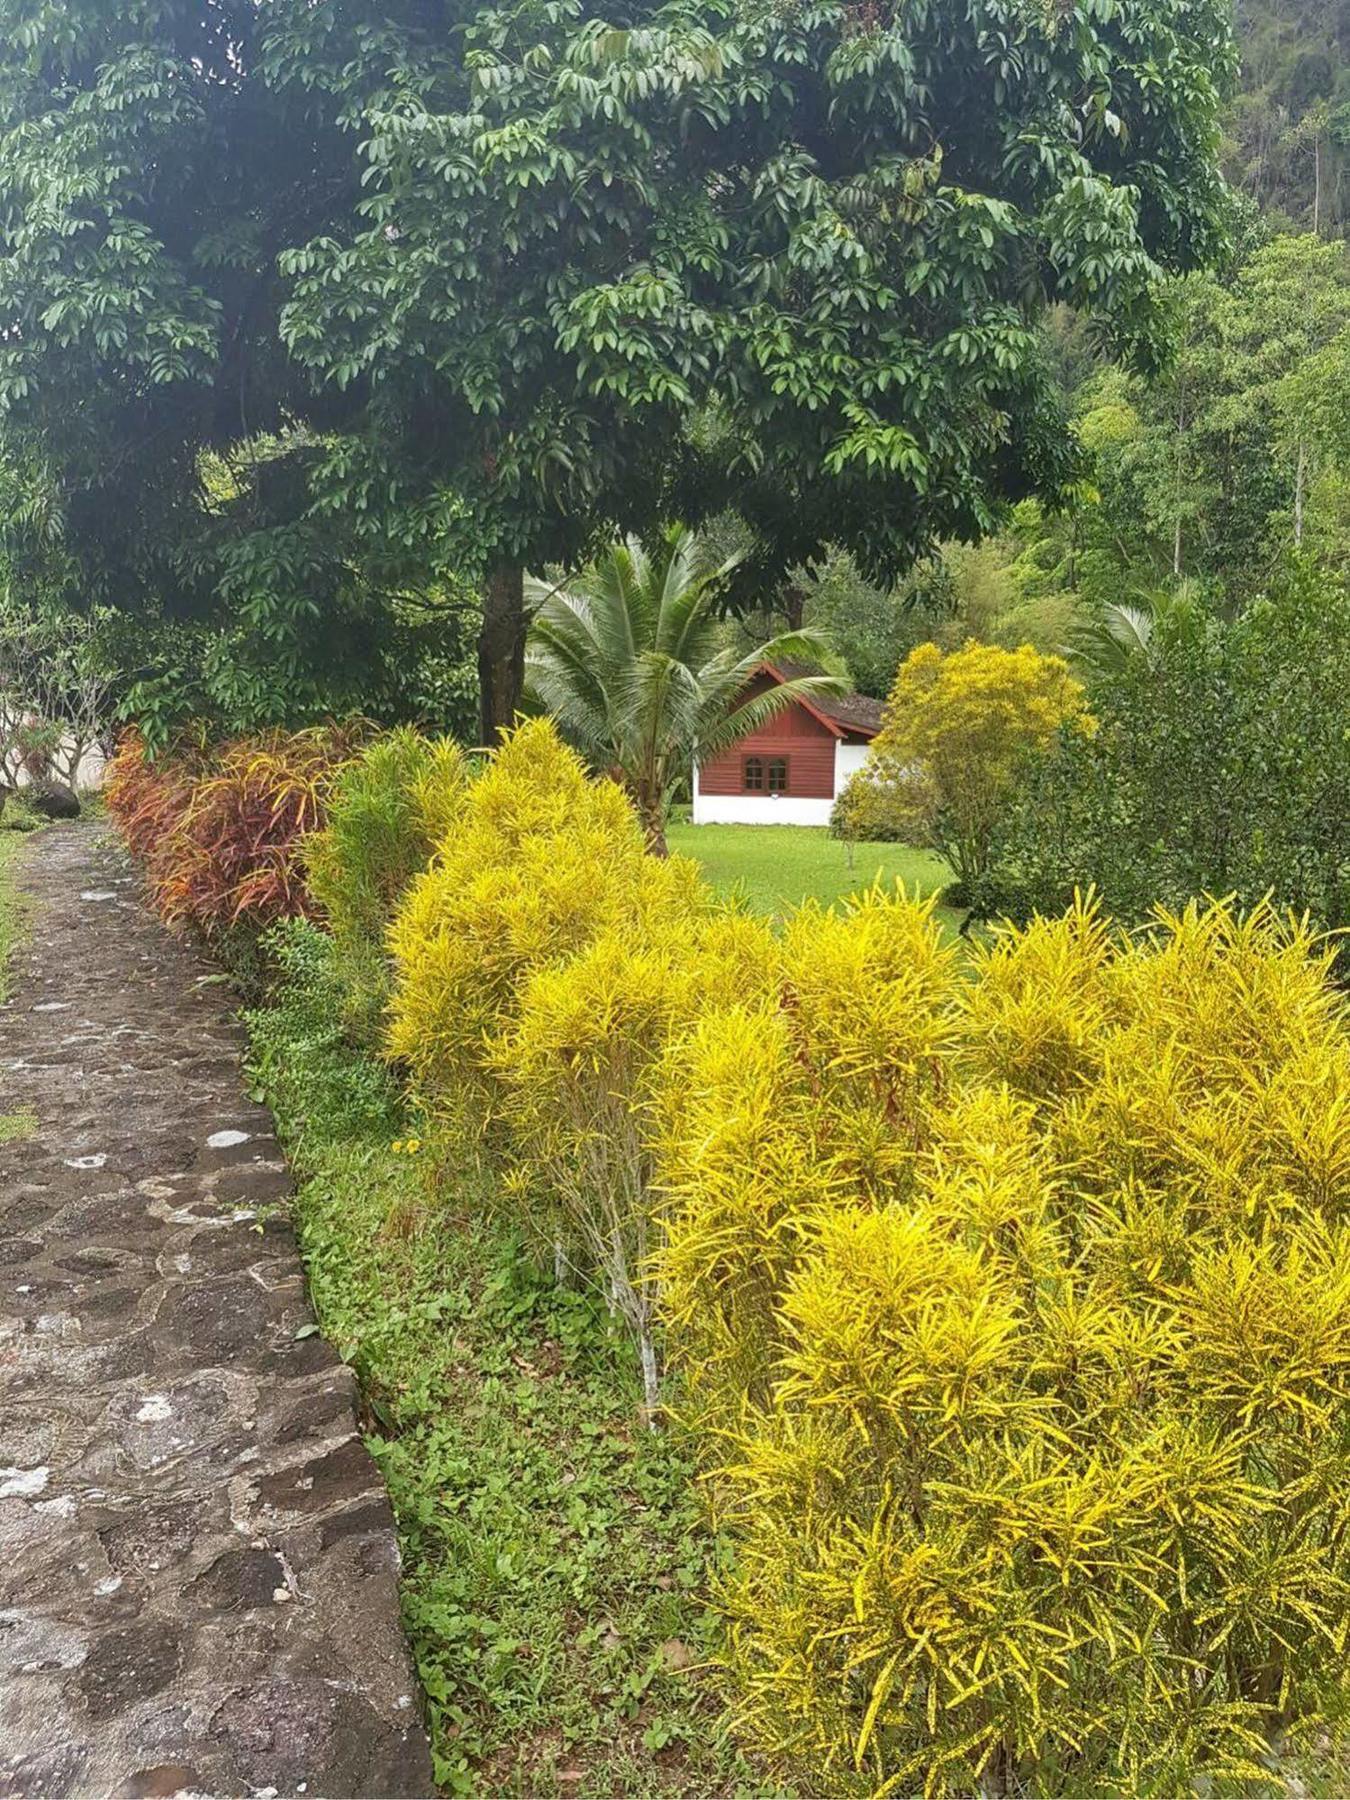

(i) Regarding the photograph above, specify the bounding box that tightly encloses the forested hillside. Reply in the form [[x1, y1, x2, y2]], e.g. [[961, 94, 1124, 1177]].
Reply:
[[775, 0, 1350, 699], [1229, 0, 1350, 236]]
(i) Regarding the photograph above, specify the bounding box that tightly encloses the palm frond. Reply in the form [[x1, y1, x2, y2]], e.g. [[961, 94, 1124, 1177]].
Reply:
[[695, 674, 855, 764], [524, 523, 849, 832]]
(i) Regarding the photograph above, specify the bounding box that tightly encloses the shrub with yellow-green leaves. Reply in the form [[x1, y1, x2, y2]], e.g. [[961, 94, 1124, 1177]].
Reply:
[[653, 893, 1350, 1795], [387, 715, 705, 1155], [388, 714, 729, 1406], [304, 727, 470, 1042], [831, 638, 1090, 902], [492, 904, 776, 1415], [654, 885, 961, 1431]]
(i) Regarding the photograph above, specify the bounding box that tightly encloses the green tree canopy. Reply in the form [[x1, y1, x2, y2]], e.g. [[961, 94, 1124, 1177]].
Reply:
[[0, 0, 1239, 737]]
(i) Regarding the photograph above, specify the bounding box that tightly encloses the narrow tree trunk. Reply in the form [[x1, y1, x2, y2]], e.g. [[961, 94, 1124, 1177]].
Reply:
[[478, 560, 526, 745], [781, 583, 806, 632], [1295, 439, 1307, 548], [638, 1320, 660, 1430], [642, 810, 670, 858], [633, 778, 669, 856], [1172, 402, 1187, 579], [1314, 132, 1323, 237]]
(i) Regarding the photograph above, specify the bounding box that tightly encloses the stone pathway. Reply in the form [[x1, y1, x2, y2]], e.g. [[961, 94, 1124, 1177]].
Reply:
[[0, 825, 434, 1798]]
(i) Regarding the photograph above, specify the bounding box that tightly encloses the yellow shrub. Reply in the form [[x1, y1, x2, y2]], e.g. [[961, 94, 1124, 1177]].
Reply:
[[304, 727, 470, 1042], [958, 891, 1115, 1099], [493, 903, 777, 1414], [368, 717, 1350, 1792], [832, 638, 1090, 896], [1056, 900, 1348, 1218], [655, 896, 1350, 1795], [654, 884, 961, 1430], [386, 717, 662, 1146]]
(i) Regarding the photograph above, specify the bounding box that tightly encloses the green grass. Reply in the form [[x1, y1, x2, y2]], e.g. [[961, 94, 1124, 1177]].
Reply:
[[0, 837, 35, 1143], [246, 925, 763, 1799], [667, 822, 955, 924], [0, 835, 17, 1002], [0, 1110, 37, 1145]]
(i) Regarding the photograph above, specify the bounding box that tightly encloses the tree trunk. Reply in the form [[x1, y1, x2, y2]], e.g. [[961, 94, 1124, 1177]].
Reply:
[[640, 801, 669, 858], [1295, 440, 1307, 549], [781, 582, 806, 632], [1172, 401, 1187, 579], [478, 560, 526, 745]]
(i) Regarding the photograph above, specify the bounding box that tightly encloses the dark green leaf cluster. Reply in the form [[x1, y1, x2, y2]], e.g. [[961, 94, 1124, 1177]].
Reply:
[[277, 0, 1238, 580], [0, 0, 1238, 723], [982, 563, 1350, 945]]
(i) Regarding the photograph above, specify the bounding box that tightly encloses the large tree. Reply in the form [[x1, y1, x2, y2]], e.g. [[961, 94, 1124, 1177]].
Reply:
[[0, 0, 1237, 738]]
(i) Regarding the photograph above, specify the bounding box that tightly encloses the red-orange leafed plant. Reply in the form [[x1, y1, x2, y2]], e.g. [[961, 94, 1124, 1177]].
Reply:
[[109, 725, 365, 936], [104, 727, 210, 865]]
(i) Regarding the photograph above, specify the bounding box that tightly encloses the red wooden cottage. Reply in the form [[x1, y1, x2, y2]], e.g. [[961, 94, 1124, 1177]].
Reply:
[[692, 661, 884, 827]]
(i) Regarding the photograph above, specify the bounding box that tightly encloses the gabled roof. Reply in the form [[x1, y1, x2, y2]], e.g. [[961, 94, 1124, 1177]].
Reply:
[[759, 660, 886, 740]]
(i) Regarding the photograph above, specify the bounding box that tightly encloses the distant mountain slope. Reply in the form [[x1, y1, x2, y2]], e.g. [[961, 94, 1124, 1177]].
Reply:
[[1228, 0, 1350, 235]]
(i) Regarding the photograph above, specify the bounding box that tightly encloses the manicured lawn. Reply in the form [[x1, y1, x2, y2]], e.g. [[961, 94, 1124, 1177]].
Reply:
[[667, 822, 954, 923]]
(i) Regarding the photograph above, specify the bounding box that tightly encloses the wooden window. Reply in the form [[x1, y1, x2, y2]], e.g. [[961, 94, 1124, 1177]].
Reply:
[[743, 756, 764, 791], [767, 757, 789, 794]]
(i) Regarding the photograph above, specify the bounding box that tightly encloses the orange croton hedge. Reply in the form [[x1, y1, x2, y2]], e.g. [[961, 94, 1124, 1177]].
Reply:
[[106, 725, 363, 936]]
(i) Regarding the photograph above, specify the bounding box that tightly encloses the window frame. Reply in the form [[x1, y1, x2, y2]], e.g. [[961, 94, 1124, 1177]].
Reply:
[[742, 755, 765, 792], [767, 756, 789, 794]]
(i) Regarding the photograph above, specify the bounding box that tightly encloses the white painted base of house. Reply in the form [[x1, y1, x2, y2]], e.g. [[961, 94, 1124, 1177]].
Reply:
[[690, 794, 835, 827]]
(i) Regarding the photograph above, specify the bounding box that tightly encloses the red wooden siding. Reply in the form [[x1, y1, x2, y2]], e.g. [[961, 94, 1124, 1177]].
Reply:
[[699, 683, 838, 798]]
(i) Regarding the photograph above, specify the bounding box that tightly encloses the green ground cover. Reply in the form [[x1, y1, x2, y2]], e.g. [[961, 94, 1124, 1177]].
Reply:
[[0, 836, 37, 1142], [0, 835, 17, 1001], [246, 926, 759, 1799], [667, 822, 954, 924]]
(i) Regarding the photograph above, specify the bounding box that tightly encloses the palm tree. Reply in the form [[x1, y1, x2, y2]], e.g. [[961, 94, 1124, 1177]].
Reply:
[[1069, 582, 1202, 677], [524, 524, 848, 853]]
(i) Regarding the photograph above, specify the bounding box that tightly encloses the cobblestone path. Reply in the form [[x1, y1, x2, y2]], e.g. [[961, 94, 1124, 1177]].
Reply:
[[0, 824, 434, 1798]]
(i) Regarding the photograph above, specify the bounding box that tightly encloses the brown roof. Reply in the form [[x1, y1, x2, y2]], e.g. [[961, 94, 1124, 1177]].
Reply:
[[762, 660, 885, 739]]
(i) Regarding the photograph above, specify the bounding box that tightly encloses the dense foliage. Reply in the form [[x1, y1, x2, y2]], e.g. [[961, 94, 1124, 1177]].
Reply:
[[304, 729, 470, 1042], [984, 567, 1350, 936], [1229, 0, 1350, 236], [0, 0, 1238, 734], [655, 892, 1350, 1794], [114, 716, 1350, 1795], [105, 724, 358, 940], [832, 639, 1089, 897]]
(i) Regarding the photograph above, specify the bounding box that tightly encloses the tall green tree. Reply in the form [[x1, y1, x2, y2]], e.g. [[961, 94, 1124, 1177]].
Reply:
[[279, 0, 1238, 735], [0, 2, 476, 732], [0, 0, 1238, 739]]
